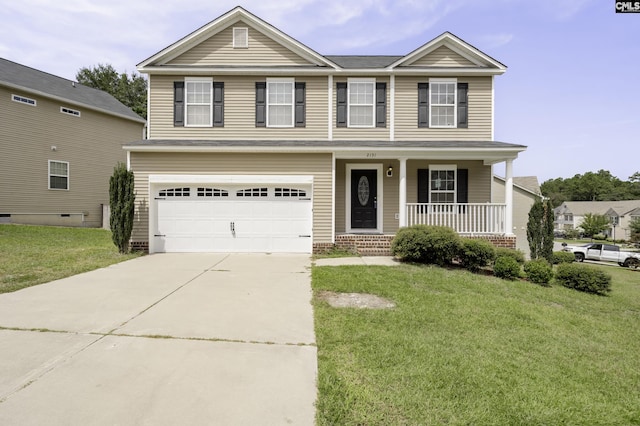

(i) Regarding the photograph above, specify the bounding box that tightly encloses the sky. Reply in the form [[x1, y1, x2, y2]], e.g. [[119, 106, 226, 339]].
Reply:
[[1, 0, 638, 183]]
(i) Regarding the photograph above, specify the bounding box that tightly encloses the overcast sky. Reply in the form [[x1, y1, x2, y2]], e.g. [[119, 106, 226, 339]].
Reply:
[[1, 0, 638, 183]]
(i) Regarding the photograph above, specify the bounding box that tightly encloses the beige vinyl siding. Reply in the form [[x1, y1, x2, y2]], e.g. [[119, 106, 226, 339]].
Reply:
[[149, 75, 328, 140], [407, 46, 477, 67], [0, 86, 143, 227], [332, 77, 390, 140], [129, 152, 333, 244], [167, 21, 312, 66], [395, 76, 492, 141]]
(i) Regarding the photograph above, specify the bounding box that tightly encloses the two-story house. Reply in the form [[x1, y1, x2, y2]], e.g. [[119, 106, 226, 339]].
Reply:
[[0, 58, 146, 228], [126, 6, 526, 254]]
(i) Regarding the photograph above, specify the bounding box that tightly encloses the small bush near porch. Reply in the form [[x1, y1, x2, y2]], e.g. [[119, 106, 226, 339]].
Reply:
[[312, 264, 640, 425]]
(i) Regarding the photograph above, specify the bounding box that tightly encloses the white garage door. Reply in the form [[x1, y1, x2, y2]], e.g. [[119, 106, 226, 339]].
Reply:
[[153, 185, 312, 253]]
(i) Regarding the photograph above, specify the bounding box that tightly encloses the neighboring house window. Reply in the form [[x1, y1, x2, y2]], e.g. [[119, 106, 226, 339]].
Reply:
[[418, 81, 468, 128], [255, 80, 305, 127], [233, 27, 248, 48], [48, 160, 69, 190], [12, 94, 36, 106], [336, 80, 386, 128], [60, 107, 81, 117], [174, 80, 224, 127]]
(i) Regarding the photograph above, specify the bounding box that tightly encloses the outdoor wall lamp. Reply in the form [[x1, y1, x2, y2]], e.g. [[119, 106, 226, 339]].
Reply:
[[386, 165, 393, 177]]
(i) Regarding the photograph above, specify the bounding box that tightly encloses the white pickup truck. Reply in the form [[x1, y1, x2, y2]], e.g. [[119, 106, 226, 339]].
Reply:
[[562, 243, 640, 268]]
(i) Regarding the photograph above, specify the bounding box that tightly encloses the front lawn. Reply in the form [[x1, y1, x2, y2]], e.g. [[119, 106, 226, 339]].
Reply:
[[312, 264, 640, 425], [0, 224, 141, 293]]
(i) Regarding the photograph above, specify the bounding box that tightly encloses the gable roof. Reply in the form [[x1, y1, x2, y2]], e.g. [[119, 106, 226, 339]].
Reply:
[[138, 6, 339, 70], [0, 58, 145, 123], [556, 200, 640, 216], [493, 175, 543, 198]]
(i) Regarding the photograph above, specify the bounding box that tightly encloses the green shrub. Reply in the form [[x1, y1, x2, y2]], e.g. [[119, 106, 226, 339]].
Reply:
[[524, 259, 554, 286], [391, 225, 461, 266], [555, 263, 612, 295], [552, 251, 576, 264], [592, 233, 607, 241], [493, 256, 522, 280], [494, 248, 526, 265], [458, 238, 496, 272]]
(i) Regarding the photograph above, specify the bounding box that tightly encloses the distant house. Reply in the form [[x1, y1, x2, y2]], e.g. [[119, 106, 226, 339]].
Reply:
[[127, 6, 527, 254], [492, 176, 543, 255], [554, 200, 640, 241], [0, 58, 146, 227]]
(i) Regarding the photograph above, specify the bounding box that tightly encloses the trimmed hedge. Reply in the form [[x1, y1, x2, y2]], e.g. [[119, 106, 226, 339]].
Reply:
[[494, 256, 522, 280], [555, 263, 612, 295], [458, 238, 496, 272], [552, 251, 576, 264], [495, 248, 526, 265], [524, 259, 554, 285], [391, 225, 461, 266]]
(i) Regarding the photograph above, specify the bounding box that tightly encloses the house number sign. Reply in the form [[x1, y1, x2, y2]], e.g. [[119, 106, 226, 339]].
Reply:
[[358, 176, 370, 206]]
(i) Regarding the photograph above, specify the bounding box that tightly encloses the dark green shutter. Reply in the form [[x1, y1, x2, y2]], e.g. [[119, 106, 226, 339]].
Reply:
[[173, 81, 184, 127], [418, 83, 429, 128], [457, 83, 468, 128], [213, 82, 224, 127], [336, 82, 347, 127], [295, 82, 306, 127], [417, 169, 429, 203], [457, 169, 468, 203], [376, 82, 386, 128], [255, 82, 266, 127]]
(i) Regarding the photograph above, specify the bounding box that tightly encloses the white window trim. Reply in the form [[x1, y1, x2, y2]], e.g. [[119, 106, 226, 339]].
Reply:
[[266, 78, 294, 128], [48, 160, 69, 191], [60, 106, 81, 117], [12, 94, 36, 106], [347, 78, 376, 128], [428, 78, 457, 129], [184, 77, 213, 127], [428, 164, 457, 203], [233, 27, 248, 48]]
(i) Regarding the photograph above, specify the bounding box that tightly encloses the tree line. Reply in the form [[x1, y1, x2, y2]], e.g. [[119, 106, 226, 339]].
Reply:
[[541, 170, 640, 207]]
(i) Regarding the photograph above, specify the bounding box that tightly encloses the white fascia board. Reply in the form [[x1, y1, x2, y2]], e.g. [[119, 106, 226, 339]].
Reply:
[[137, 66, 336, 76], [149, 174, 313, 185]]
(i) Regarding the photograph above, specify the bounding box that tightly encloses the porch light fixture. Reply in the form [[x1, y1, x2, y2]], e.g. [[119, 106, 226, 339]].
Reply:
[[386, 165, 393, 177]]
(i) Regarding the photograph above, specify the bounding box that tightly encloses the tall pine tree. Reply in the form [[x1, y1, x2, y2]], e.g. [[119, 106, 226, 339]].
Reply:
[[527, 199, 554, 262], [109, 163, 135, 254]]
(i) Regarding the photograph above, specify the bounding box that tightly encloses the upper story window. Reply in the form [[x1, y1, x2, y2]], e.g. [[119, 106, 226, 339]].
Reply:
[[233, 27, 248, 48], [348, 79, 375, 128], [267, 78, 294, 127], [418, 80, 468, 129], [12, 94, 36, 106], [48, 160, 69, 190], [185, 77, 212, 127]]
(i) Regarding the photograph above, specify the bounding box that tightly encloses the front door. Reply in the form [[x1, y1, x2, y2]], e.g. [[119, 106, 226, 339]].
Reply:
[[351, 169, 377, 229]]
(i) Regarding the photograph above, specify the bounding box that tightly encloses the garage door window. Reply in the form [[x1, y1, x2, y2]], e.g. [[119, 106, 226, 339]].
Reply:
[[237, 188, 268, 197], [197, 187, 228, 197], [275, 188, 307, 197], [159, 187, 190, 197]]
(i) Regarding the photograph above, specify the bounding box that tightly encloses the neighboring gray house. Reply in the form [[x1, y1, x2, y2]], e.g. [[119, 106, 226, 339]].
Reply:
[[126, 6, 527, 254], [0, 58, 146, 227], [554, 200, 640, 241], [492, 176, 543, 255]]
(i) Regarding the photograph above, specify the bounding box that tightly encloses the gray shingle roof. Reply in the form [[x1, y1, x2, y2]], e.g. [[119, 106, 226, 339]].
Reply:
[[324, 56, 403, 69], [0, 58, 145, 123], [556, 200, 640, 216]]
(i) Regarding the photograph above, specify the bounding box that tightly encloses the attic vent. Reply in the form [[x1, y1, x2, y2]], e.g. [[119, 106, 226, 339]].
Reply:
[[12, 94, 36, 106], [233, 27, 248, 48], [60, 107, 81, 117]]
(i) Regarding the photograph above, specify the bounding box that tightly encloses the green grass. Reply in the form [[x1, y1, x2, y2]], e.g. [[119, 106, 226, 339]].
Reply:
[[0, 224, 142, 293], [312, 263, 640, 425]]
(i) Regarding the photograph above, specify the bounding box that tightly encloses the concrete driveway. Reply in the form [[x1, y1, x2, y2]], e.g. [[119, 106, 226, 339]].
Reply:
[[0, 253, 317, 425]]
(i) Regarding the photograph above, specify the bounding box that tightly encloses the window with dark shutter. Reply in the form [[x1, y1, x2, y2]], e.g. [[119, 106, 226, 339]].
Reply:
[[255, 82, 266, 127], [173, 81, 184, 127], [295, 82, 305, 127], [417, 169, 429, 203], [457, 169, 468, 203], [457, 83, 468, 128], [336, 82, 347, 127], [418, 83, 428, 128], [213, 82, 224, 127], [376, 82, 386, 128]]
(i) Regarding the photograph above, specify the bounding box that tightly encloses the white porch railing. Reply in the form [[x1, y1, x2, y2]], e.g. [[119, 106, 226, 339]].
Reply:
[[406, 203, 507, 234]]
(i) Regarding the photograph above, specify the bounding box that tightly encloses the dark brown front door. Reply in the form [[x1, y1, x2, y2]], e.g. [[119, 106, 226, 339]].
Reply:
[[351, 169, 377, 229]]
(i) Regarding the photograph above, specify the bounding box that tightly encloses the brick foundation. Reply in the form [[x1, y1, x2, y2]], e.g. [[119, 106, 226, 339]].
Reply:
[[314, 234, 516, 256]]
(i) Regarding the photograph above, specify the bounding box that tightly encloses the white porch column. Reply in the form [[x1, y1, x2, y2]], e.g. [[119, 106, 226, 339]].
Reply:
[[399, 158, 407, 228], [505, 159, 514, 235]]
